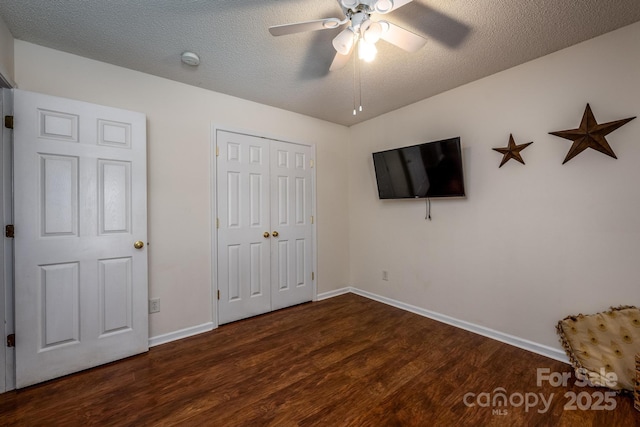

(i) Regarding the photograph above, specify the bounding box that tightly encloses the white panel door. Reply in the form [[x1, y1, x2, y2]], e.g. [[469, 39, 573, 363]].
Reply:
[[13, 90, 148, 388], [216, 131, 314, 324], [270, 141, 314, 310], [217, 131, 271, 324]]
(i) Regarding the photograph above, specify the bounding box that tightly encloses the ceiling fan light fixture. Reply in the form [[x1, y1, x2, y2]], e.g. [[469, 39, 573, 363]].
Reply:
[[358, 39, 377, 62], [332, 27, 356, 55], [374, 0, 395, 14]]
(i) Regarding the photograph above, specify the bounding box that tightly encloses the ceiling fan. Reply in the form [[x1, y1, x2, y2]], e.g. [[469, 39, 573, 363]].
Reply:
[[268, 0, 427, 71]]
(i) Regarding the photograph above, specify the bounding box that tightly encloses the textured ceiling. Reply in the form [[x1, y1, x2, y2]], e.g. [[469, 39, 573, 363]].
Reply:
[[1, 0, 640, 127]]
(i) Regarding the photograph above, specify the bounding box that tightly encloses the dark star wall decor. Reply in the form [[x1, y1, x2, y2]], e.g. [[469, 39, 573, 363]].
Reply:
[[492, 134, 533, 168], [549, 103, 636, 164]]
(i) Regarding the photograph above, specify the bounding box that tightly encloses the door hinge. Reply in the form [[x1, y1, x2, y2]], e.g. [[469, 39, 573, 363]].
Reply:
[[311, 216, 314, 224], [4, 115, 13, 129], [7, 333, 15, 347], [217, 290, 220, 300], [312, 272, 315, 281], [5, 224, 14, 238], [216, 218, 220, 229], [310, 159, 314, 168], [216, 146, 220, 157]]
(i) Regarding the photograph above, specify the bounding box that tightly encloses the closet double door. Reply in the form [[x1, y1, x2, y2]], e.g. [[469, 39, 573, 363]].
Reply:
[[216, 131, 314, 324]]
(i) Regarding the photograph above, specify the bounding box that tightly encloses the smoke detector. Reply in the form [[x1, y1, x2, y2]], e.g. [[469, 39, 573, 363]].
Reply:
[[181, 51, 200, 66]]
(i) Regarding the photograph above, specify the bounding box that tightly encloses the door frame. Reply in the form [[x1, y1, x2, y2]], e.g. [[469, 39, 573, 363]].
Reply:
[[0, 86, 15, 392], [210, 126, 317, 328]]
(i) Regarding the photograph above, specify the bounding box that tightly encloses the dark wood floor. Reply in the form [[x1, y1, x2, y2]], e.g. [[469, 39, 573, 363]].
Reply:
[[0, 293, 637, 426]]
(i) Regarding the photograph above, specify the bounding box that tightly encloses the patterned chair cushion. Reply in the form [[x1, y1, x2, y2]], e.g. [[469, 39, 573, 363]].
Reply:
[[556, 306, 640, 392], [635, 354, 639, 410]]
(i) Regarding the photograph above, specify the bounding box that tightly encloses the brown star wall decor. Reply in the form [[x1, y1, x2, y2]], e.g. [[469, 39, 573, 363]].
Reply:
[[492, 134, 533, 168], [549, 103, 636, 164]]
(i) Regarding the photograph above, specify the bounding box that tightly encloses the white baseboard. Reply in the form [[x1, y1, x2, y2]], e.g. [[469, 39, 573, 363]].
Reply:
[[147, 287, 352, 347], [148, 322, 214, 348], [148, 288, 570, 365], [346, 287, 569, 364], [316, 287, 351, 301]]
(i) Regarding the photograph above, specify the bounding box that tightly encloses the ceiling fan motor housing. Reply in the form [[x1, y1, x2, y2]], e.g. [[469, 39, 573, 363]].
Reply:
[[350, 11, 369, 31], [341, 0, 395, 14]]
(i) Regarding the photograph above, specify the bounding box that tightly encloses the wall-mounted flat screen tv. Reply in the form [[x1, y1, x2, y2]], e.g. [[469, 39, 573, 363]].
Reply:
[[372, 137, 465, 199]]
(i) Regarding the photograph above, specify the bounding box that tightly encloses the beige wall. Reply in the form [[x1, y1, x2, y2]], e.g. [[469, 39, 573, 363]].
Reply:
[[348, 22, 640, 350], [11, 21, 640, 354], [14, 40, 351, 338], [0, 15, 14, 85]]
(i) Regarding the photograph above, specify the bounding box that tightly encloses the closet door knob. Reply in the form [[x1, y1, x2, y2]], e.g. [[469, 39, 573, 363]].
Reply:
[[272, 231, 279, 237], [263, 232, 270, 238], [134, 241, 144, 249]]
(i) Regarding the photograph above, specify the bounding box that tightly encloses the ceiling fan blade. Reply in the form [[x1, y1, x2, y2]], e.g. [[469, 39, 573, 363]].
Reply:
[[379, 20, 427, 52], [329, 50, 352, 71], [269, 18, 343, 36], [391, 3, 471, 48], [388, 0, 414, 12]]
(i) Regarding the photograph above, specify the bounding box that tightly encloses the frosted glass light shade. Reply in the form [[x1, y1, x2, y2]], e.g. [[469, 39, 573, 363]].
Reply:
[[375, 0, 395, 13], [340, 0, 359, 9], [363, 21, 383, 44], [332, 27, 356, 55]]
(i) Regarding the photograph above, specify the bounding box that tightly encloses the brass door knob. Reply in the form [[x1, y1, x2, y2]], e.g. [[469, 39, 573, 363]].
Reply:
[[272, 231, 279, 237], [134, 241, 144, 249], [263, 232, 270, 238]]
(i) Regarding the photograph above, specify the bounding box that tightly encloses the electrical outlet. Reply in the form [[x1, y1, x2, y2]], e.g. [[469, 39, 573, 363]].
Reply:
[[382, 270, 389, 281], [149, 298, 160, 313]]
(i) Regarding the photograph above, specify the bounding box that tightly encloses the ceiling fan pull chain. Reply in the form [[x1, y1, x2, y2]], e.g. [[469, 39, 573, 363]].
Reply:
[[353, 48, 357, 115], [358, 50, 363, 112]]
